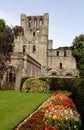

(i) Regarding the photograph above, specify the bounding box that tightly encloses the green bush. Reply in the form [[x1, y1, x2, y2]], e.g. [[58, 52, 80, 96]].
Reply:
[[50, 78, 75, 91], [21, 77, 84, 128], [71, 78, 84, 128], [22, 77, 50, 93]]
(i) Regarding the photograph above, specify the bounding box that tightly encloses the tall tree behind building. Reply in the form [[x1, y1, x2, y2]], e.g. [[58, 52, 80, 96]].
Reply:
[[0, 19, 14, 84], [71, 34, 84, 76]]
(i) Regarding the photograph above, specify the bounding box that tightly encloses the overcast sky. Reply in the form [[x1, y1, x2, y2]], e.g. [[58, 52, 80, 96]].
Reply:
[[0, 0, 84, 48]]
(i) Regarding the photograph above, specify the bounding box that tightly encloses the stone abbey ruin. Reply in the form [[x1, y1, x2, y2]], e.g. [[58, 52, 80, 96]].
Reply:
[[1, 13, 79, 89]]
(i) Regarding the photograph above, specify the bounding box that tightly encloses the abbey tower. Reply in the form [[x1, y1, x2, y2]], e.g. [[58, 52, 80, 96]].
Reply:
[[20, 13, 49, 67], [1, 13, 79, 89]]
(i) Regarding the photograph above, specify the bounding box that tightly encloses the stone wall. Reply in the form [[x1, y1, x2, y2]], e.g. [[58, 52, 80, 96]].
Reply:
[[47, 48, 79, 77], [1, 53, 41, 90]]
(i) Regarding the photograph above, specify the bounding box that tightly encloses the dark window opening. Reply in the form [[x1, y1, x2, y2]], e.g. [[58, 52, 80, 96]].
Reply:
[[57, 51, 59, 56], [64, 50, 67, 56], [6, 73, 8, 82], [66, 73, 72, 76], [30, 29, 32, 32], [13, 74, 16, 82], [6, 72, 16, 83], [32, 45, 36, 53], [23, 45, 26, 53], [60, 63, 62, 69], [9, 72, 13, 83], [33, 32, 35, 36], [52, 72, 57, 76]]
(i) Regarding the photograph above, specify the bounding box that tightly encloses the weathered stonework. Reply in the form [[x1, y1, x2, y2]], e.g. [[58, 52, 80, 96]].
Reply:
[[20, 13, 48, 67], [47, 47, 79, 77], [1, 13, 79, 89], [19, 13, 78, 78]]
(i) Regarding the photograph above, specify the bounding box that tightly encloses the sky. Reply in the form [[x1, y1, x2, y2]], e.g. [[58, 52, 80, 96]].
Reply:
[[0, 0, 84, 48]]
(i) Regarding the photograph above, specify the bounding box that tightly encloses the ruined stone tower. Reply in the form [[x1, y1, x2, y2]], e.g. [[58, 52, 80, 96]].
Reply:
[[20, 13, 49, 67], [13, 13, 79, 78], [1, 13, 79, 90]]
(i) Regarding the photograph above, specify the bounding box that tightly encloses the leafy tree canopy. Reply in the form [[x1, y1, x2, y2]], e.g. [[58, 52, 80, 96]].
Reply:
[[0, 19, 14, 80], [0, 19, 6, 33], [71, 34, 84, 76], [13, 25, 24, 38]]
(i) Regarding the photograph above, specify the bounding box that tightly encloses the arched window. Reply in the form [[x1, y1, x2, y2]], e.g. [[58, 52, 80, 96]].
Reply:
[[36, 29, 40, 33], [40, 19, 43, 25], [66, 73, 72, 76], [57, 51, 59, 56], [6, 71, 16, 83], [9, 72, 13, 82], [52, 72, 57, 76]]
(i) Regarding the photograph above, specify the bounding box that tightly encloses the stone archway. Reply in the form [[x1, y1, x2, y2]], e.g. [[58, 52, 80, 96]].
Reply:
[[47, 69, 58, 77], [63, 71, 74, 77]]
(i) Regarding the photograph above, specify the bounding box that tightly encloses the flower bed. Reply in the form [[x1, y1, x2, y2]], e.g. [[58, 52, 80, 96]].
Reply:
[[17, 92, 82, 130]]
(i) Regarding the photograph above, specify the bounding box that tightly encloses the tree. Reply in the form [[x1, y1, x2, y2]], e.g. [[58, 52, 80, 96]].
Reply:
[[0, 19, 14, 86], [71, 34, 84, 76], [0, 19, 24, 87], [0, 19, 6, 33], [12, 25, 24, 38]]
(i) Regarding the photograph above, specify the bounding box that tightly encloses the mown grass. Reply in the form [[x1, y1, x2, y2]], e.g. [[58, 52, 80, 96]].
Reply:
[[0, 90, 51, 130]]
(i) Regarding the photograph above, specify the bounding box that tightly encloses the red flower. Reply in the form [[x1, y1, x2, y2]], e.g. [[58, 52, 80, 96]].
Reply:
[[45, 123, 49, 130], [52, 126, 58, 130]]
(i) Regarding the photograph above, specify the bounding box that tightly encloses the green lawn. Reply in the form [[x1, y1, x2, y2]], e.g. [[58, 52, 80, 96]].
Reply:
[[0, 90, 51, 130]]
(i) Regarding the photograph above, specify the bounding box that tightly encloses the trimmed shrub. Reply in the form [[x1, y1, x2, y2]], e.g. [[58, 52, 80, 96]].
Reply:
[[22, 78, 50, 93]]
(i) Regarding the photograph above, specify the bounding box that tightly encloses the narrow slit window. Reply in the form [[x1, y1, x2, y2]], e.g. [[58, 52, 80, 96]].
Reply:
[[64, 50, 67, 56], [57, 51, 59, 56], [23, 45, 26, 53], [33, 32, 35, 36], [60, 63, 62, 69]]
